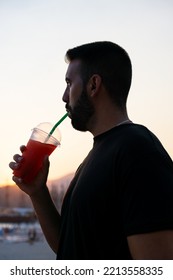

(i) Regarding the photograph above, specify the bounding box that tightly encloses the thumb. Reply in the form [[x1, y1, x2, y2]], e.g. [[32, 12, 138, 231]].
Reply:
[[42, 155, 50, 176]]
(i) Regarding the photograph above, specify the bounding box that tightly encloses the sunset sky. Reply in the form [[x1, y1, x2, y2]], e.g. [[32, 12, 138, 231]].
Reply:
[[0, 0, 173, 186]]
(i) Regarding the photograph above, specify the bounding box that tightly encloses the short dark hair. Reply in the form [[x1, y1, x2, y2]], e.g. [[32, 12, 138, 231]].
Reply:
[[65, 41, 132, 109]]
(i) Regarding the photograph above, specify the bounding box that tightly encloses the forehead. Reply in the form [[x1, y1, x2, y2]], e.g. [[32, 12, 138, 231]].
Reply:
[[65, 59, 82, 79]]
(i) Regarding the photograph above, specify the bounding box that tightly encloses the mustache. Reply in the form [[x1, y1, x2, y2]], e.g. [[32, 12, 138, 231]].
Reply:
[[65, 104, 70, 111], [65, 104, 72, 117]]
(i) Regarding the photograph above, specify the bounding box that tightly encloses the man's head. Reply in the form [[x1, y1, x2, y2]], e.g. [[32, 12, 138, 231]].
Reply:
[[65, 41, 132, 109], [63, 41, 132, 132]]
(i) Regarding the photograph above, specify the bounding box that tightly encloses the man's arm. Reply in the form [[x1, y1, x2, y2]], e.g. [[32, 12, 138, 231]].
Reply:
[[29, 185, 61, 253], [127, 230, 173, 259], [10, 148, 61, 253]]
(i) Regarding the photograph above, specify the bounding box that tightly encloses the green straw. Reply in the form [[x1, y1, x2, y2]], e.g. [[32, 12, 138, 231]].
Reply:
[[44, 113, 68, 143], [49, 112, 68, 136]]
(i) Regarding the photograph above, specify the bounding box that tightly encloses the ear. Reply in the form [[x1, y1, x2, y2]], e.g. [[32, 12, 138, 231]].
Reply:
[[88, 74, 102, 97]]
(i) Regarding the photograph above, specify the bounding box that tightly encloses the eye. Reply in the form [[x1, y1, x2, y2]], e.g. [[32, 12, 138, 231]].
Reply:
[[66, 78, 71, 87]]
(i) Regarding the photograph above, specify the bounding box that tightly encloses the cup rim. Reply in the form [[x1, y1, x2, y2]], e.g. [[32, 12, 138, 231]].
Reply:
[[32, 127, 61, 146]]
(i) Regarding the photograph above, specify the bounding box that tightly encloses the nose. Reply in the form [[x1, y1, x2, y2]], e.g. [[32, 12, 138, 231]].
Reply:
[[62, 88, 69, 103]]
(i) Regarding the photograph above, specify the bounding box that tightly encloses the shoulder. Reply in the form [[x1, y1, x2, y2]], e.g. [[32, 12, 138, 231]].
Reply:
[[117, 123, 159, 145], [105, 124, 173, 172], [117, 124, 171, 158], [103, 123, 157, 145], [95, 123, 172, 165]]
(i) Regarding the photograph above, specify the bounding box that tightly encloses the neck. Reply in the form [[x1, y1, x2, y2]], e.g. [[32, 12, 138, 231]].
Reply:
[[89, 108, 131, 137]]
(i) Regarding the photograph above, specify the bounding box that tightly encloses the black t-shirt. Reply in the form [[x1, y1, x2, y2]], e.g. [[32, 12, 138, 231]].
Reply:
[[56, 124, 173, 259]]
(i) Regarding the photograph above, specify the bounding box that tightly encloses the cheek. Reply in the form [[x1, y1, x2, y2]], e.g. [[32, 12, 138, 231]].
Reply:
[[69, 85, 82, 108]]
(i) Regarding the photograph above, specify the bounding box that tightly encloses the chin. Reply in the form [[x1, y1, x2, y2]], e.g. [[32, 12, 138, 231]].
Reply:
[[71, 119, 88, 132]]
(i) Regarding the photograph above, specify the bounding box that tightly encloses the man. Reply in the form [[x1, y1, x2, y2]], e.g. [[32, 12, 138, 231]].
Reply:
[[10, 41, 173, 259]]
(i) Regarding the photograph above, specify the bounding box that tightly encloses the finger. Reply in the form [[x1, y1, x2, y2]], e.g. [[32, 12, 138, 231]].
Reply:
[[13, 154, 23, 163], [9, 161, 20, 170], [12, 176, 23, 185], [20, 145, 26, 152], [43, 155, 50, 168], [37, 156, 50, 181]]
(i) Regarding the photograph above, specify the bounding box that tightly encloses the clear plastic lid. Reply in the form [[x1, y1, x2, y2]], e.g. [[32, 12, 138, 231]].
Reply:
[[31, 122, 61, 146]]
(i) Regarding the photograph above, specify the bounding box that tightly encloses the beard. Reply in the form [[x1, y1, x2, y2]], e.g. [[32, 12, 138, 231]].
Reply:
[[66, 88, 95, 132]]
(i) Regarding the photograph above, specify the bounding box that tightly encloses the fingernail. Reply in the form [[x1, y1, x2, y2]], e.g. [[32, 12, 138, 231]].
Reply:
[[18, 156, 23, 162], [13, 176, 22, 183], [18, 178, 22, 183], [14, 163, 19, 168]]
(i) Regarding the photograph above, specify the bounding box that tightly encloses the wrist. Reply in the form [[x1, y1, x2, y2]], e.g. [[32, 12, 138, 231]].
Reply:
[[30, 184, 49, 200]]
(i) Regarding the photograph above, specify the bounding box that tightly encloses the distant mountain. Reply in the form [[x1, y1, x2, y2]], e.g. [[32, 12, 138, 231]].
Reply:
[[47, 173, 74, 213], [48, 172, 74, 189]]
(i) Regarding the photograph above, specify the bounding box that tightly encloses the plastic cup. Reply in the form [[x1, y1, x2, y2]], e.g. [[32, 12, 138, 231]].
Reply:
[[13, 122, 61, 183]]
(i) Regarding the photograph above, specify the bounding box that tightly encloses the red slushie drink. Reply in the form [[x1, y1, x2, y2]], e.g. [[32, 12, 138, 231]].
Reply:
[[13, 123, 61, 183]]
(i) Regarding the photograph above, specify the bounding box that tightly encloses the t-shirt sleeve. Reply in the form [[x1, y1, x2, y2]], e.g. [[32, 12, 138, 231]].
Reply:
[[120, 152, 173, 236]]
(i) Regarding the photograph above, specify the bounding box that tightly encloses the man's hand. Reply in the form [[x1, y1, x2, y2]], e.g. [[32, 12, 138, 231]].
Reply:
[[9, 145, 60, 253], [9, 145, 50, 197]]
